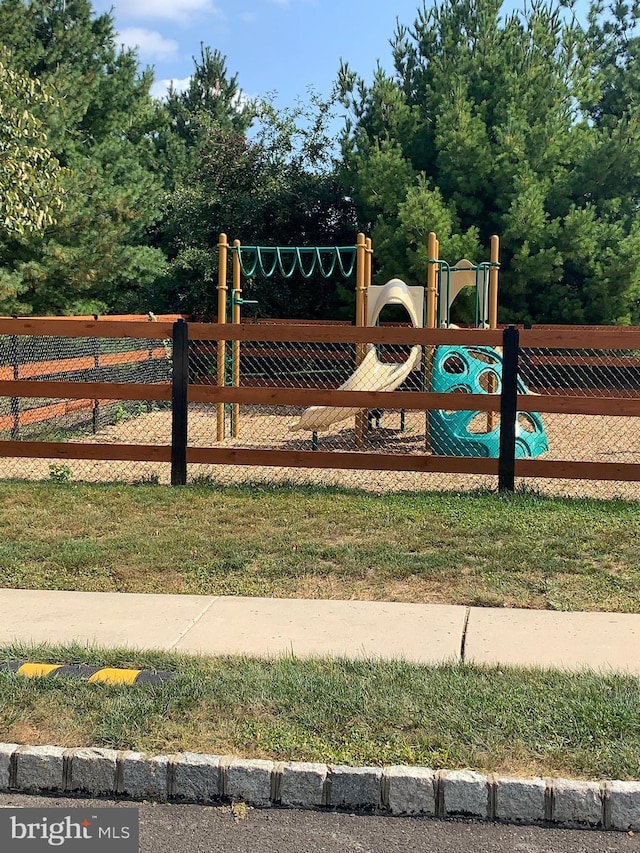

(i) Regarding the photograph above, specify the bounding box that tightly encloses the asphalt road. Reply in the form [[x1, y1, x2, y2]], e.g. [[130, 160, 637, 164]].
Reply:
[[1, 792, 638, 853]]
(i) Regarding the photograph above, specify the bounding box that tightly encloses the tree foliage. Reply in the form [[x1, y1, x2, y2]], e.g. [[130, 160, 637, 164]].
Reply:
[[153, 46, 256, 192], [151, 50, 357, 319], [0, 0, 166, 314], [339, 0, 640, 325], [0, 49, 64, 237]]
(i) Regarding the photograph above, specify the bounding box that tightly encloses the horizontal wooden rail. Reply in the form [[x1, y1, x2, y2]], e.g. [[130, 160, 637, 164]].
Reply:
[[0, 380, 171, 402], [519, 328, 640, 349], [240, 378, 360, 390], [250, 318, 352, 326], [531, 324, 640, 331], [188, 385, 499, 412], [0, 313, 186, 322], [186, 447, 498, 475], [3, 319, 640, 348], [518, 393, 640, 417], [0, 319, 174, 339], [188, 323, 504, 346], [516, 458, 640, 482], [0, 440, 171, 462]]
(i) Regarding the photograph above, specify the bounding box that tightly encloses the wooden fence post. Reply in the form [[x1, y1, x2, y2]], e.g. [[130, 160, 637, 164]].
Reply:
[[10, 320, 19, 440], [171, 319, 188, 486], [498, 325, 519, 493], [146, 312, 155, 413], [92, 314, 100, 433]]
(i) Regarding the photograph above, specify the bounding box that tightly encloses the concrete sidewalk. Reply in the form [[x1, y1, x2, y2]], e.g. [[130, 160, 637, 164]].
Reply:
[[0, 588, 639, 673]]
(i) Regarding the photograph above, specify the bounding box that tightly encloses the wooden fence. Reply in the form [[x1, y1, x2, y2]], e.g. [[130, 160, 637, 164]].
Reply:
[[0, 318, 639, 489], [0, 314, 178, 435]]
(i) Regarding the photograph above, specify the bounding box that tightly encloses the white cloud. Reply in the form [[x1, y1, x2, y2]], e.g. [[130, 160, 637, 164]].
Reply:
[[118, 0, 224, 23], [117, 28, 179, 61], [151, 76, 192, 100]]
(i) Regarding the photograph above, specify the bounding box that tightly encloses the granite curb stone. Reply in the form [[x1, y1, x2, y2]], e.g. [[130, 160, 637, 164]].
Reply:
[[328, 766, 383, 810], [440, 769, 490, 818], [552, 778, 604, 826], [226, 758, 274, 807], [609, 780, 640, 831], [0, 743, 18, 790], [170, 751, 221, 802], [279, 761, 327, 807], [68, 747, 118, 795], [1, 743, 639, 831], [383, 765, 436, 815], [15, 745, 66, 792], [119, 752, 169, 801], [494, 776, 547, 823]]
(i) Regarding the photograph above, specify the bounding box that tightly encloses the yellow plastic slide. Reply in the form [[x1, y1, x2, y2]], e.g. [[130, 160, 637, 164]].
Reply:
[[290, 344, 421, 433]]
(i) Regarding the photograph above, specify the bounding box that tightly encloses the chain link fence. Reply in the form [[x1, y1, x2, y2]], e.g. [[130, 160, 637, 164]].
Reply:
[[187, 334, 500, 493], [1, 323, 640, 499], [517, 344, 640, 499], [0, 329, 172, 484]]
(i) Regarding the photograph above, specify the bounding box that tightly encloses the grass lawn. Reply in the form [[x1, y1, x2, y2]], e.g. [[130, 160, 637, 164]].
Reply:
[[2, 482, 639, 780], [0, 480, 639, 611], [0, 643, 639, 780]]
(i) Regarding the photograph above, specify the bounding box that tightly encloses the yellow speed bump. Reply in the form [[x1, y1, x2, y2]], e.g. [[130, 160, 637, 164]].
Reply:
[[2, 661, 176, 685], [88, 667, 141, 686], [17, 663, 61, 678]]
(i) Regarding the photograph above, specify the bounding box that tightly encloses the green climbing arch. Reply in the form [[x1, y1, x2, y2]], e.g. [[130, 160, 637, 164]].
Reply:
[[234, 245, 357, 280]]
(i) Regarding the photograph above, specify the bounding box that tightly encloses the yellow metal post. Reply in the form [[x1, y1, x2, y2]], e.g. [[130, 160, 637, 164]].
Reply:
[[487, 235, 500, 430], [363, 236, 374, 437], [354, 233, 367, 447], [232, 239, 241, 438], [216, 233, 228, 442], [425, 231, 438, 452], [489, 235, 499, 330]]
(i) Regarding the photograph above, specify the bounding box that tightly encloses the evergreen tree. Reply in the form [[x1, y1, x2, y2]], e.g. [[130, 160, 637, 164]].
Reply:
[[338, 0, 640, 325], [153, 45, 256, 192]]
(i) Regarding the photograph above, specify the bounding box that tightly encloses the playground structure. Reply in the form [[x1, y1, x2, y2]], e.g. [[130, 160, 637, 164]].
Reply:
[[215, 232, 548, 458], [215, 234, 361, 442]]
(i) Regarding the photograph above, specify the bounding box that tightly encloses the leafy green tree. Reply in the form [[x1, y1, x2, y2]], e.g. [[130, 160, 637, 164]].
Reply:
[[0, 49, 64, 238], [0, 0, 166, 314], [338, 0, 640, 325]]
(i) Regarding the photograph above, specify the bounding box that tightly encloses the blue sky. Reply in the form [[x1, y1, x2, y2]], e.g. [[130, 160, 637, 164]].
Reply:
[[92, 0, 436, 107]]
